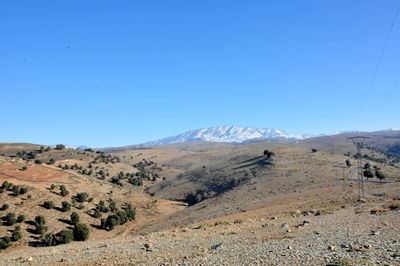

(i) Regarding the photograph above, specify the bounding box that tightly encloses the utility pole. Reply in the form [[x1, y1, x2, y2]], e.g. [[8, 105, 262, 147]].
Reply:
[[347, 136, 370, 201]]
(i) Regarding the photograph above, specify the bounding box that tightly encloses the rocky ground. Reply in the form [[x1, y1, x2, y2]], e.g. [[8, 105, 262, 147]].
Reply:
[[1, 200, 399, 265]]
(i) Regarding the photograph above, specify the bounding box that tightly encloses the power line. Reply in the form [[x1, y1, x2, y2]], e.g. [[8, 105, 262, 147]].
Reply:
[[367, 73, 400, 130], [353, 4, 400, 130]]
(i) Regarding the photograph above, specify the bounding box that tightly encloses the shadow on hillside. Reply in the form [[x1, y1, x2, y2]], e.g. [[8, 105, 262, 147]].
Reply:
[[25, 220, 36, 226], [58, 218, 72, 225], [28, 240, 42, 247], [231, 158, 272, 170]]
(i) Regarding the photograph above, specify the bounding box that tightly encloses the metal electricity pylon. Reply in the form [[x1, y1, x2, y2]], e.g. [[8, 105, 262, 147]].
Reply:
[[347, 136, 370, 201]]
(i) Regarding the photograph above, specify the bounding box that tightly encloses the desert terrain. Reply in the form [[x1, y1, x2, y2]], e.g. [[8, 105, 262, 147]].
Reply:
[[0, 133, 400, 265]]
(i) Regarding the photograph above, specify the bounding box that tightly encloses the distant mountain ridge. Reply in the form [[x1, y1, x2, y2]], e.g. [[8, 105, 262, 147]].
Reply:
[[142, 126, 313, 147]]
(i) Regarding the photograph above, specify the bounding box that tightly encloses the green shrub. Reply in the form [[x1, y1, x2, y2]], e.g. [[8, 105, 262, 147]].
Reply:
[[19, 187, 28, 195], [60, 185, 69, 197], [35, 215, 46, 225], [43, 201, 54, 209], [62, 201, 71, 212], [0, 204, 9, 211], [42, 233, 57, 246], [109, 201, 117, 212], [75, 192, 89, 203], [57, 229, 73, 244], [35, 223, 48, 237], [34, 159, 42, 164], [0, 239, 11, 249], [17, 214, 26, 223], [50, 184, 56, 190], [5, 213, 17, 225], [70, 212, 80, 225], [73, 223, 90, 241], [100, 218, 106, 230], [11, 227, 22, 241], [1, 181, 10, 189]]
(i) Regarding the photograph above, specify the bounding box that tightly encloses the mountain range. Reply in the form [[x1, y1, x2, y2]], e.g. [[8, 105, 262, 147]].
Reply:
[[142, 126, 314, 147]]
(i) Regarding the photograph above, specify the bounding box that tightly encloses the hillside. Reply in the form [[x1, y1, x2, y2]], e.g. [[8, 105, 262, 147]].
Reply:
[[0, 132, 400, 264]]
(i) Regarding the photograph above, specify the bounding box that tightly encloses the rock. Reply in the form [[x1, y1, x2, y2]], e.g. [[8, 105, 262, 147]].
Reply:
[[27, 257, 33, 262], [281, 223, 289, 229], [328, 245, 335, 251], [371, 230, 380, 236], [302, 220, 310, 226], [144, 243, 152, 249], [286, 229, 292, 233], [287, 245, 292, 250], [364, 244, 372, 249], [212, 243, 223, 250]]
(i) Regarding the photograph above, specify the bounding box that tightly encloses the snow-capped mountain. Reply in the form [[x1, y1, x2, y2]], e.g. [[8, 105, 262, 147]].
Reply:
[[142, 126, 313, 146]]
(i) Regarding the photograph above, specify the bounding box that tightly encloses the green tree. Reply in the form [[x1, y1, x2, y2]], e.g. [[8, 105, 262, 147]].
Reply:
[[70, 212, 80, 225], [57, 229, 73, 244], [73, 223, 90, 241], [62, 201, 71, 212]]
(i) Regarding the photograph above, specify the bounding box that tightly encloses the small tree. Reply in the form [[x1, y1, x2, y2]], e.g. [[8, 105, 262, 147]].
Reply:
[[62, 201, 71, 212], [70, 212, 80, 225], [345, 159, 351, 168], [363, 169, 374, 179], [43, 201, 55, 209], [375, 170, 386, 180], [57, 229, 73, 244], [6, 213, 17, 225], [55, 144, 65, 150], [0, 204, 9, 211], [42, 233, 57, 246], [35, 215, 46, 226], [75, 192, 89, 203], [60, 185, 69, 197], [11, 226, 22, 241], [73, 223, 90, 241], [263, 150, 275, 160], [17, 214, 26, 223]]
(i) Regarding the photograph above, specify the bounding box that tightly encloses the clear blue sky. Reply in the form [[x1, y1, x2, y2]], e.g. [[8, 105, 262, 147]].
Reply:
[[1, 0, 400, 147]]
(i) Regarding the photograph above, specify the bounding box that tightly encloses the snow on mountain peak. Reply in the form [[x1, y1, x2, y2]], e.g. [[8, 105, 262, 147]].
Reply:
[[142, 126, 312, 146]]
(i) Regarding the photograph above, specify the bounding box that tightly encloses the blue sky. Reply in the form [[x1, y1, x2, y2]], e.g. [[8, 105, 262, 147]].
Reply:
[[1, 0, 400, 147]]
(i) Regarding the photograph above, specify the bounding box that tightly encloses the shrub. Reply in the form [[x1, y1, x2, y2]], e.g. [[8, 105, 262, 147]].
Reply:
[[109, 201, 117, 212], [22, 166, 28, 171], [75, 192, 89, 203], [57, 229, 73, 244], [50, 184, 56, 190], [376, 170, 386, 180], [100, 218, 107, 230], [5, 213, 17, 225], [0, 204, 9, 211], [311, 148, 318, 153], [62, 201, 71, 212], [73, 223, 90, 241], [35, 215, 46, 225], [1, 181, 10, 189], [43, 201, 55, 209], [11, 227, 22, 241], [35, 224, 48, 237], [55, 144, 65, 150], [60, 185, 69, 196], [92, 208, 102, 218], [17, 214, 25, 223], [34, 159, 42, 164], [0, 239, 11, 249], [19, 187, 28, 195], [70, 212, 80, 225], [42, 233, 57, 246], [12, 185, 20, 196], [105, 216, 117, 230], [263, 150, 275, 160]]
